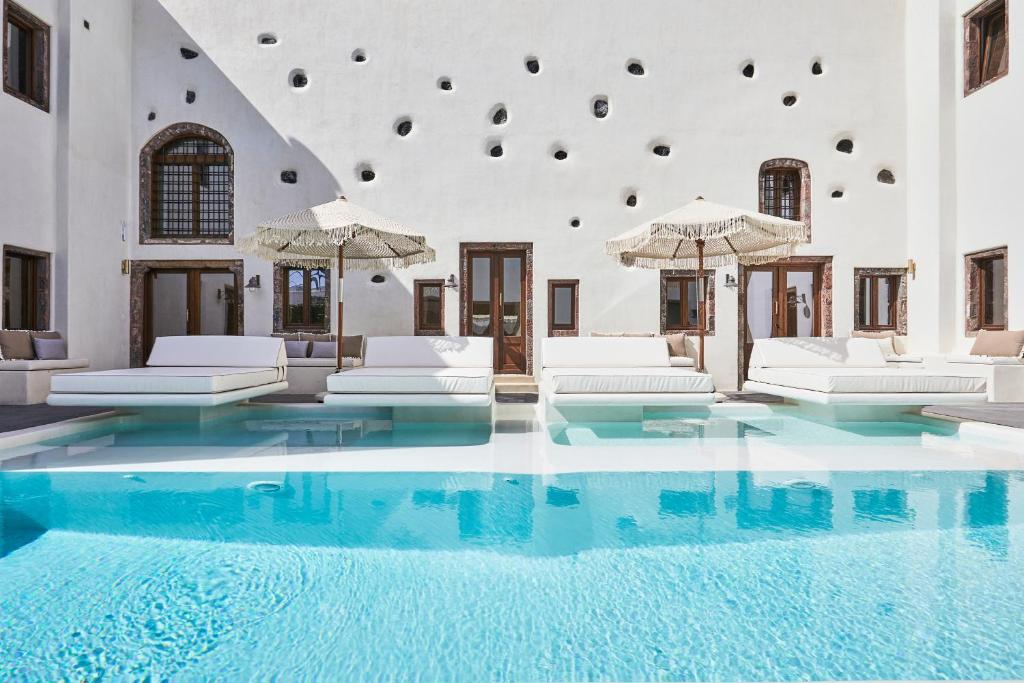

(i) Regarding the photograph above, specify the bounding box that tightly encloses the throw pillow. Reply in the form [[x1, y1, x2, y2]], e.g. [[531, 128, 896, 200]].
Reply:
[[970, 329, 1024, 357], [32, 337, 68, 361], [0, 330, 35, 360], [310, 341, 336, 359], [284, 340, 310, 358], [665, 332, 687, 357]]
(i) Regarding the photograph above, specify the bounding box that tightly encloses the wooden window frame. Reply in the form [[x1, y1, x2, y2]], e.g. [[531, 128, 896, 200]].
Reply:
[[2, 0, 49, 112], [151, 139, 231, 239], [856, 274, 900, 331], [2, 245, 49, 330], [139, 123, 234, 245], [758, 159, 811, 238], [547, 279, 579, 337], [964, 0, 1009, 96], [965, 247, 1008, 334], [281, 266, 330, 331], [661, 270, 715, 335], [414, 279, 445, 336]]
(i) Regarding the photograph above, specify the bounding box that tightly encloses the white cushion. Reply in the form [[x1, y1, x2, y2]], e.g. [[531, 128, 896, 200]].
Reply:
[[0, 358, 89, 371], [669, 356, 695, 367], [543, 337, 670, 368], [749, 337, 887, 369], [327, 367, 493, 394], [363, 336, 492, 368], [542, 367, 714, 394], [147, 336, 286, 369], [51, 367, 283, 394], [944, 354, 1024, 366], [747, 367, 986, 394], [287, 357, 356, 368]]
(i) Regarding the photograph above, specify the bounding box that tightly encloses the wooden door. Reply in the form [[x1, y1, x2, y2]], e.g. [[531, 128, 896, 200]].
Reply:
[[143, 268, 238, 357], [465, 250, 528, 373], [742, 264, 822, 375]]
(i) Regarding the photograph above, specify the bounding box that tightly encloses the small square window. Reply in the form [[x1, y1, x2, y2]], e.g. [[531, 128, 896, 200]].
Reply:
[[3, 1, 50, 111], [965, 248, 1008, 334], [3, 245, 49, 330], [855, 273, 903, 331], [548, 280, 578, 336], [414, 279, 445, 335], [964, 0, 1008, 95], [279, 266, 330, 332], [661, 271, 713, 334]]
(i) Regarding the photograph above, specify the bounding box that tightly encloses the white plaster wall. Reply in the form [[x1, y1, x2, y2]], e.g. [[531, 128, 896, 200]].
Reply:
[[125, 0, 910, 389], [954, 0, 1023, 346], [0, 0, 60, 316]]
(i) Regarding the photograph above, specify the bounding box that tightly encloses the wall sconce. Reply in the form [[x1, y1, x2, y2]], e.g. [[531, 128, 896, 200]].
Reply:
[[120, 259, 131, 275], [246, 275, 261, 291], [216, 288, 223, 301], [444, 274, 459, 290], [907, 258, 916, 280], [724, 273, 737, 288]]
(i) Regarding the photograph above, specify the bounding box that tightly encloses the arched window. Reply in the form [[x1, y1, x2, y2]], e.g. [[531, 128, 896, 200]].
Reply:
[[139, 123, 233, 243], [758, 158, 811, 236]]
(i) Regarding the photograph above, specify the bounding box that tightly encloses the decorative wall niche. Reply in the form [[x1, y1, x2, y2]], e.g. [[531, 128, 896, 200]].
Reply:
[[395, 118, 412, 136], [877, 169, 895, 185], [184, 90, 196, 104], [258, 33, 277, 46], [490, 104, 508, 125], [280, 170, 297, 184], [438, 77, 453, 91], [741, 61, 755, 78], [592, 97, 609, 119], [626, 60, 645, 76], [836, 138, 854, 154], [289, 69, 308, 89], [525, 57, 540, 74], [782, 93, 798, 107], [358, 164, 376, 182], [180, 47, 198, 60], [351, 49, 367, 63]]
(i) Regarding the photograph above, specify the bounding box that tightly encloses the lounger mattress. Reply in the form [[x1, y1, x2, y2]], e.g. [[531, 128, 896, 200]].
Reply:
[[327, 367, 493, 394], [50, 367, 283, 394], [747, 367, 986, 394], [542, 367, 715, 394]]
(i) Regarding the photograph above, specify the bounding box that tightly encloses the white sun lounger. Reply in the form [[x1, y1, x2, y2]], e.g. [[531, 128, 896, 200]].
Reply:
[[47, 336, 288, 407], [542, 337, 716, 406], [323, 336, 494, 407], [743, 337, 987, 405]]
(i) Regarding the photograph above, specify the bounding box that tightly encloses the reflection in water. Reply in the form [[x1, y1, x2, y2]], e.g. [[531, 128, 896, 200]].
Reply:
[[1, 470, 1019, 560]]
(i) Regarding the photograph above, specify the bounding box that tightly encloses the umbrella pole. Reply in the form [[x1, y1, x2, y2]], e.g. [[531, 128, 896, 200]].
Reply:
[[336, 244, 345, 371], [696, 239, 705, 373]]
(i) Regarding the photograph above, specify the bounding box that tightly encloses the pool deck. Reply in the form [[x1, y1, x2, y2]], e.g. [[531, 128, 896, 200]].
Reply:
[[0, 394, 1021, 434]]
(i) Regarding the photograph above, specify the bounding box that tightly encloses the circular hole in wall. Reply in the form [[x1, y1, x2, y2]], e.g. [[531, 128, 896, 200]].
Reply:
[[289, 69, 309, 89], [184, 89, 196, 104], [437, 77, 453, 91], [525, 57, 540, 74], [811, 59, 824, 76], [877, 169, 896, 185], [592, 96, 609, 119], [553, 148, 568, 161], [489, 144, 504, 158], [830, 188, 845, 199], [835, 138, 854, 154], [626, 59, 645, 76], [490, 104, 508, 125], [625, 193, 638, 207], [357, 164, 376, 182], [741, 60, 755, 78], [651, 144, 671, 157], [258, 33, 278, 46], [180, 46, 199, 60], [147, 110, 156, 121], [569, 217, 581, 229], [280, 170, 298, 184], [395, 118, 413, 137], [370, 274, 386, 284], [782, 92, 798, 107], [351, 49, 367, 63]]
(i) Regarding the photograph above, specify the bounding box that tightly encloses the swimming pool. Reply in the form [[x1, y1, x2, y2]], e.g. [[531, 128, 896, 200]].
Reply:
[[1, 469, 1022, 679]]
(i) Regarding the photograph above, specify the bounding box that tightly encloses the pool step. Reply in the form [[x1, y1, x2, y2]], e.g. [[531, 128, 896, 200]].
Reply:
[[495, 375, 538, 404]]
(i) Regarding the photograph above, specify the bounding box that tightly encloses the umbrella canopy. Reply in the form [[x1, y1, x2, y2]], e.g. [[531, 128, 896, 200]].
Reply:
[[239, 196, 435, 369], [605, 197, 808, 373], [605, 197, 807, 270], [238, 196, 435, 269]]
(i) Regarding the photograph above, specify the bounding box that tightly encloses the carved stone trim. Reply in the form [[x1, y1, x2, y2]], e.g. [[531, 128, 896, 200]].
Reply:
[[853, 267, 908, 335], [758, 158, 812, 239], [459, 242, 534, 375], [129, 259, 244, 367], [964, 246, 1008, 335], [138, 122, 234, 245], [273, 263, 331, 333], [660, 269, 716, 336]]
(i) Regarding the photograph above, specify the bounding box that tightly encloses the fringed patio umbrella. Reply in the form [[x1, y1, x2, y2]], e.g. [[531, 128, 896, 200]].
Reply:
[[239, 196, 435, 369], [605, 197, 808, 372]]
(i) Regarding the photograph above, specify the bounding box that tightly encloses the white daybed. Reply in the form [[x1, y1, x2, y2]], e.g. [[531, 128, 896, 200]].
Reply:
[[743, 337, 987, 405], [47, 336, 288, 407], [541, 337, 716, 406], [323, 336, 494, 407], [923, 330, 1024, 402]]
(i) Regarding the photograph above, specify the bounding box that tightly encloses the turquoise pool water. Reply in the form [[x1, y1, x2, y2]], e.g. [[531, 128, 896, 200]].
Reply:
[[2, 469, 1023, 680]]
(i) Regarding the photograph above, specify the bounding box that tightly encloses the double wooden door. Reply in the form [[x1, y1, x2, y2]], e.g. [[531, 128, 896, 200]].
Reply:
[[464, 250, 528, 374], [143, 268, 238, 357], [743, 263, 822, 373]]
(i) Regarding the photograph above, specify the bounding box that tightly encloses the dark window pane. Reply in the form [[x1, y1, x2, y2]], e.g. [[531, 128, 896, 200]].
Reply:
[[666, 280, 682, 328], [685, 279, 700, 327], [153, 138, 230, 236], [421, 285, 441, 327], [6, 21, 31, 95], [982, 257, 1006, 327], [552, 285, 573, 326], [981, 9, 1007, 82], [309, 269, 327, 326], [876, 278, 892, 327]]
